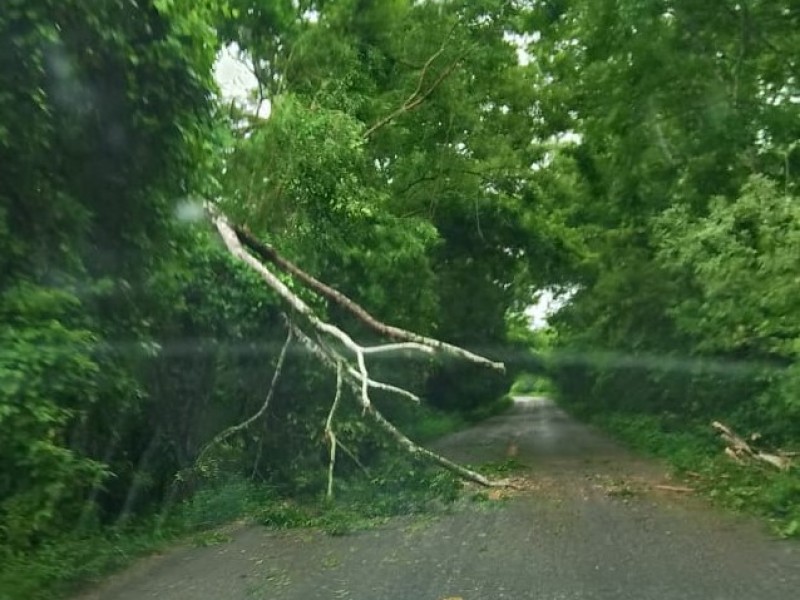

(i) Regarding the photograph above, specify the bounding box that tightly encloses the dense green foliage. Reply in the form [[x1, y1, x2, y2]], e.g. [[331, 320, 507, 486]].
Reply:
[[536, 0, 799, 438], [531, 0, 799, 529], [2, 0, 799, 596], [218, 0, 566, 410], [1, 3, 552, 592], [1, 0, 221, 551]]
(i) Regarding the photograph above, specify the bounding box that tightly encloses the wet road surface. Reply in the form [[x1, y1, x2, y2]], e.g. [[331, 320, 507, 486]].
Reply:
[[77, 397, 800, 600]]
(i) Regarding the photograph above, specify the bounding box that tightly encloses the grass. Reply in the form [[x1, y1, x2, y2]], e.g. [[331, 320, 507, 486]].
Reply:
[[258, 460, 463, 536], [0, 528, 166, 600], [571, 409, 800, 539], [403, 393, 514, 440]]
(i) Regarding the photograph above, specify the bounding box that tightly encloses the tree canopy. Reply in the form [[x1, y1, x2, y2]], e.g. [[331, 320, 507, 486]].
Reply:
[[2, 0, 799, 581]]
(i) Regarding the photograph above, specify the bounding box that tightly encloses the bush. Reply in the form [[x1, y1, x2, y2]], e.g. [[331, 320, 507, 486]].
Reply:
[[0, 476, 278, 600], [405, 407, 467, 442]]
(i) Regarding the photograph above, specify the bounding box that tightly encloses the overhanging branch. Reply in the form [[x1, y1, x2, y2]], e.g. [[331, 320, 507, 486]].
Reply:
[[232, 223, 504, 372], [325, 362, 344, 499], [289, 321, 503, 488], [207, 205, 507, 487], [363, 26, 463, 139]]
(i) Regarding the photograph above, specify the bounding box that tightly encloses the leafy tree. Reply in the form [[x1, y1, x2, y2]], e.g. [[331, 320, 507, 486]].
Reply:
[[0, 0, 219, 547], [656, 175, 800, 440], [534, 0, 800, 445], [3, 0, 568, 557]]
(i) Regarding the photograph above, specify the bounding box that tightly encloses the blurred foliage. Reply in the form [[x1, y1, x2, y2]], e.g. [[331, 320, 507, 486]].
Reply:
[[0, 0, 219, 552], [218, 0, 577, 412], [581, 411, 800, 538]]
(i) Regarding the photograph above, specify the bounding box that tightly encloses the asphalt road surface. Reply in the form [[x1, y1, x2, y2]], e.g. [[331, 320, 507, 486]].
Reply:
[[77, 397, 800, 600]]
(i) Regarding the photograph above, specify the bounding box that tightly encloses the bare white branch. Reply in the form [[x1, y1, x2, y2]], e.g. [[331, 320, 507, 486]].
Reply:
[[213, 209, 379, 413], [289, 321, 502, 487], [325, 362, 344, 499], [208, 206, 507, 488], [196, 327, 292, 469], [360, 342, 435, 355], [228, 218, 504, 371], [347, 366, 421, 403]]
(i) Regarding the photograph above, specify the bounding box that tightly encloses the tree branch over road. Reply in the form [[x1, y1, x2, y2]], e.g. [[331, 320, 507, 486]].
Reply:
[[232, 224, 504, 372], [207, 205, 507, 488]]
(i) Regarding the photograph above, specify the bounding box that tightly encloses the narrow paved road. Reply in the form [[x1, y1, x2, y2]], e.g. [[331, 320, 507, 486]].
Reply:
[[79, 397, 799, 600]]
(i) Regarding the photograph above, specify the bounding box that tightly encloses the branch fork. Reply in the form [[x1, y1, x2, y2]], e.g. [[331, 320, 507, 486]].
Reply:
[[206, 205, 508, 491]]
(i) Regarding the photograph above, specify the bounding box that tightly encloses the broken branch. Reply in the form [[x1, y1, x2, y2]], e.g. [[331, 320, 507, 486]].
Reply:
[[361, 342, 435, 355], [231, 222, 504, 371], [343, 362, 421, 403], [289, 320, 504, 488], [196, 326, 292, 469], [712, 421, 793, 471], [325, 362, 344, 499], [208, 205, 508, 489], [654, 485, 694, 493], [213, 209, 378, 412]]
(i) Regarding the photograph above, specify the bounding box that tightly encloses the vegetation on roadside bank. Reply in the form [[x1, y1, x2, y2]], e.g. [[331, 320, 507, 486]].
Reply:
[[1, 392, 508, 600], [552, 398, 800, 539], [512, 332, 799, 539], [527, 0, 800, 543], [0, 461, 465, 600]]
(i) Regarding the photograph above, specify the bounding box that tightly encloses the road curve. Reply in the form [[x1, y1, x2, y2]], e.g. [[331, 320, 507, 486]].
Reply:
[[78, 397, 799, 600]]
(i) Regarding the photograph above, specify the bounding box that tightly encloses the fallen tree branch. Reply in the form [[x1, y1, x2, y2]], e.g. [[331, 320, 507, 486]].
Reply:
[[207, 205, 507, 488], [289, 320, 505, 488], [213, 210, 378, 411], [196, 327, 293, 469], [312, 331, 422, 405], [712, 421, 793, 471], [361, 342, 435, 355], [325, 362, 344, 499], [231, 223, 504, 372], [336, 438, 370, 477], [343, 362, 421, 404]]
